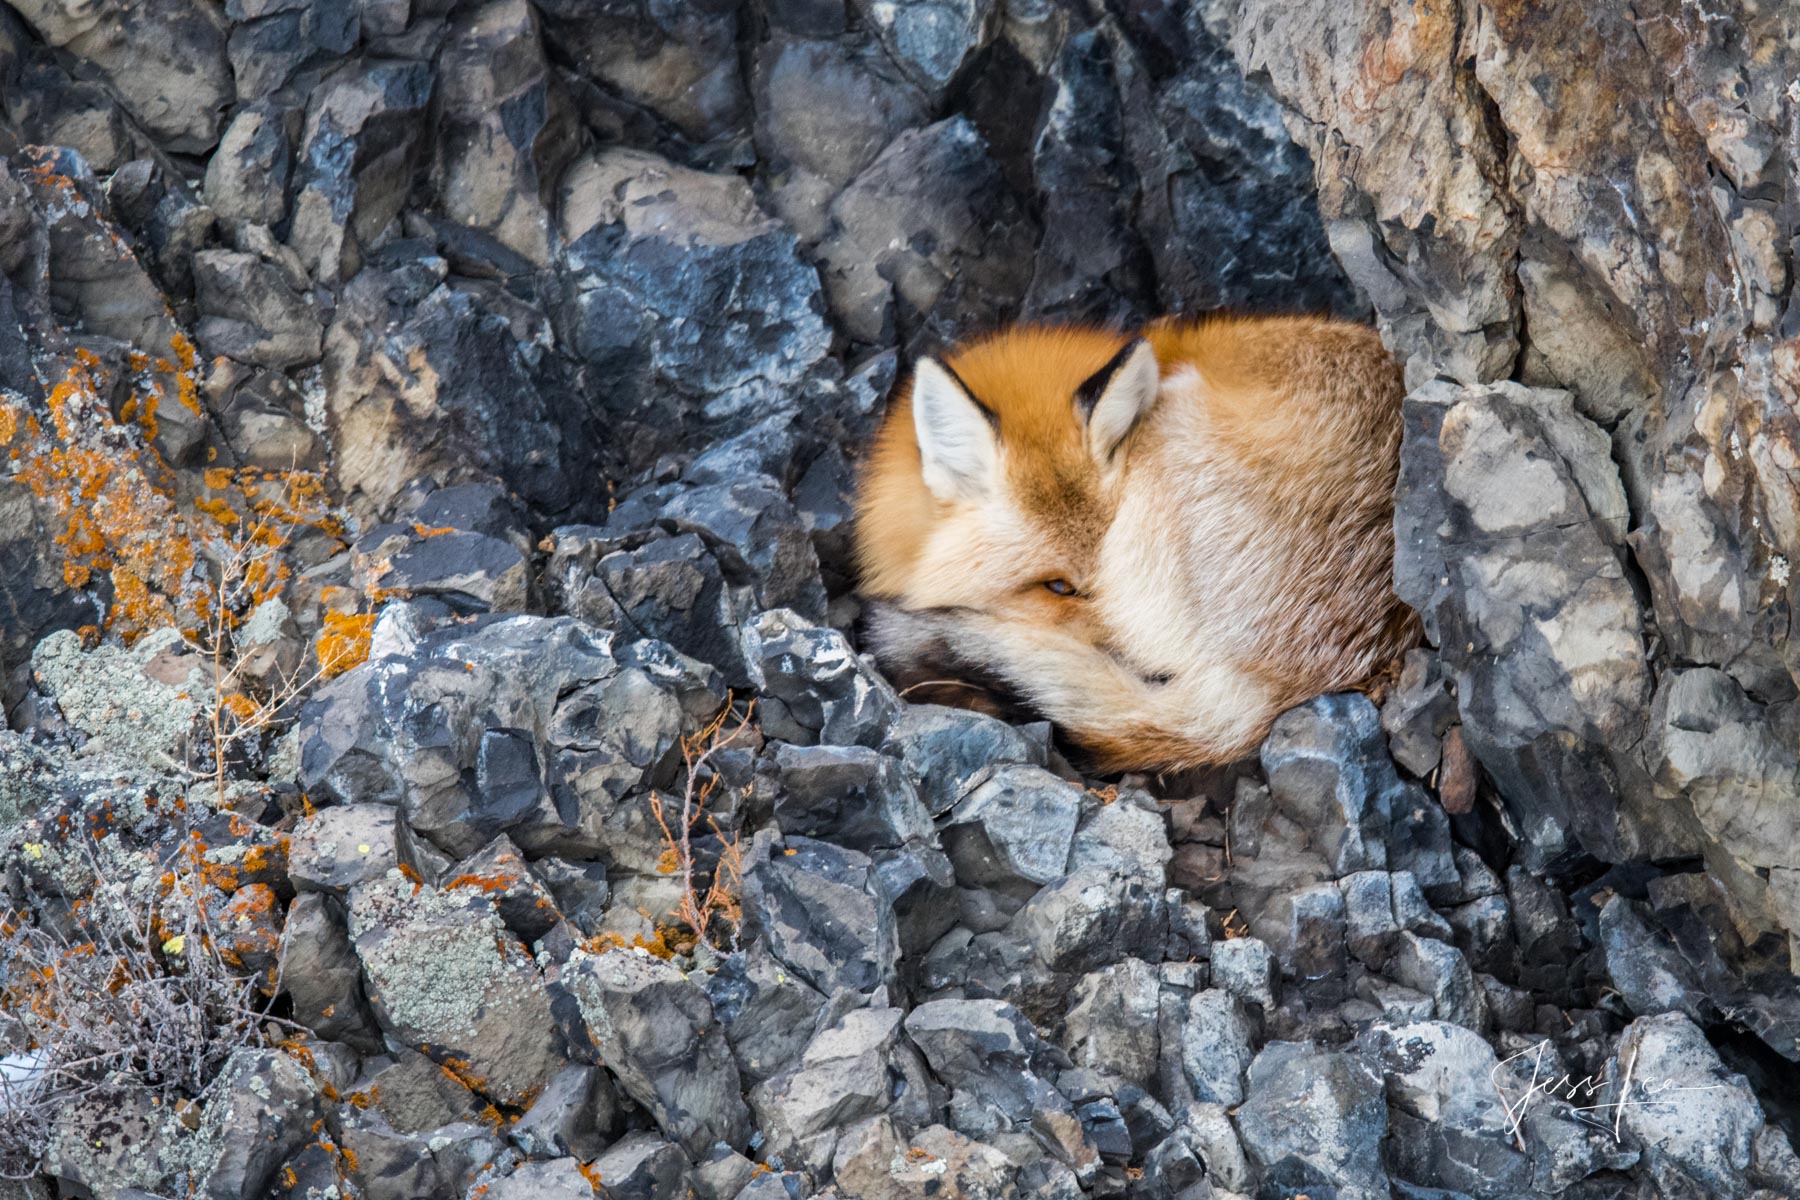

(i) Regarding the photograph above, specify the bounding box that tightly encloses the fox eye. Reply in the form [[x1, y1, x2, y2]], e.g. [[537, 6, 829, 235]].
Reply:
[[1042, 579, 1079, 597]]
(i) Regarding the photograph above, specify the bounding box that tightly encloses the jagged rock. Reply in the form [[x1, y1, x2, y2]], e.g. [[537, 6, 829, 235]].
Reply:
[[740, 835, 898, 996], [749, 1006, 933, 1176], [511, 1064, 614, 1160], [347, 872, 566, 1106], [534, 0, 746, 142], [280, 892, 382, 1050], [1209, 936, 1277, 1009], [770, 742, 939, 859], [203, 102, 298, 230], [288, 60, 435, 284], [752, 32, 928, 242], [1644, 668, 1800, 886], [707, 947, 830, 1087], [903, 999, 1078, 1147], [815, 117, 1034, 344], [344, 1050, 477, 1135], [847, 0, 994, 99], [832, 1118, 1018, 1200], [7, 0, 229, 152], [1234, 1040, 1389, 1200], [605, 478, 829, 623], [1179, 989, 1254, 1106], [585, 1133, 691, 1200], [1598, 894, 1708, 1022], [1395, 380, 1652, 871], [352, 518, 531, 614], [298, 615, 721, 859], [287, 804, 403, 895], [192, 246, 322, 369], [547, 527, 756, 688], [1068, 792, 1172, 882], [1381, 649, 1458, 777], [1261, 693, 1457, 891], [1360, 1021, 1532, 1195], [432, 0, 578, 266], [447, 834, 562, 943], [941, 765, 1082, 897], [746, 609, 901, 748], [1614, 1013, 1765, 1198], [1388, 932, 1485, 1032], [562, 947, 750, 1154], [882, 705, 1049, 816], [321, 257, 595, 522], [555, 148, 832, 460], [1008, 867, 1168, 987], [486, 1158, 595, 1200], [189, 1050, 326, 1200], [1061, 958, 1161, 1090]]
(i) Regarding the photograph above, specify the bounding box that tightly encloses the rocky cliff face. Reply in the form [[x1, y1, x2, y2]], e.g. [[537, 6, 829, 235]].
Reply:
[[0, 1, 1796, 1199]]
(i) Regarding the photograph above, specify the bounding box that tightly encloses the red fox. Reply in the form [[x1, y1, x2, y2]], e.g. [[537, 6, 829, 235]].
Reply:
[[853, 315, 1418, 772]]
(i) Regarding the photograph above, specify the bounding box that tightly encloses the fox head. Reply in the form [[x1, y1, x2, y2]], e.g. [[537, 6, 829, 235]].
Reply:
[[853, 325, 1161, 708]]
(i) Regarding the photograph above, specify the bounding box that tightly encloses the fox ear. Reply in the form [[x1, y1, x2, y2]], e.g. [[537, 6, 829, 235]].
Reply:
[[911, 356, 999, 501], [1076, 338, 1160, 464]]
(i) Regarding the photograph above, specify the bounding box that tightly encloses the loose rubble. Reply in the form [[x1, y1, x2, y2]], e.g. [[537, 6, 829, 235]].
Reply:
[[0, 0, 1795, 1198]]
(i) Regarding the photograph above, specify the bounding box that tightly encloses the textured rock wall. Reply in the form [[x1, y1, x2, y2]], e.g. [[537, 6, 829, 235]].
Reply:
[[1214, 0, 1800, 989]]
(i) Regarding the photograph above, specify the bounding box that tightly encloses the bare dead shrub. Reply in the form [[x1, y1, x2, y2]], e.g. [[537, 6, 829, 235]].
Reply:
[[647, 697, 755, 950], [0, 829, 287, 1177]]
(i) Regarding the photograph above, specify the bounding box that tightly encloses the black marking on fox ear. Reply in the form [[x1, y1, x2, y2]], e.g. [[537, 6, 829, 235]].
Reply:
[[928, 357, 999, 432], [1074, 338, 1148, 423]]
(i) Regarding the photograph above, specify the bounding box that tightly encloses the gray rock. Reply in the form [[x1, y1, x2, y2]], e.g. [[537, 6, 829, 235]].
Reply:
[[534, 0, 746, 141], [749, 1006, 932, 1175], [432, 0, 579, 266], [1234, 1040, 1389, 1200], [189, 1050, 325, 1200], [279, 892, 382, 1051], [287, 804, 403, 895], [942, 765, 1082, 894], [1394, 381, 1649, 870], [1008, 867, 1168, 989], [847, 0, 994, 99], [770, 743, 937, 856], [7, 0, 229, 152], [192, 247, 322, 369], [561, 947, 751, 1155], [1599, 894, 1708, 1022], [1209, 936, 1278, 1009], [321, 260, 595, 523], [1361, 1021, 1533, 1196], [903, 999, 1076, 1145], [585, 1133, 691, 1200], [485, 1158, 597, 1200], [1381, 649, 1459, 777], [816, 117, 1033, 344], [708, 946, 830, 1087], [1180, 989, 1255, 1106], [555, 149, 832, 458], [203, 102, 297, 229], [1388, 932, 1486, 1032], [377, 522, 529, 604], [832, 1118, 1017, 1200], [740, 835, 898, 996], [547, 528, 756, 688], [752, 33, 928, 242], [1061, 958, 1162, 1090], [1614, 1012, 1764, 1198], [747, 609, 901, 748], [882, 704, 1049, 816], [347, 872, 566, 1106], [289, 60, 435, 284], [1068, 792, 1172, 883], [1262, 693, 1458, 891], [299, 615, 720, 859]]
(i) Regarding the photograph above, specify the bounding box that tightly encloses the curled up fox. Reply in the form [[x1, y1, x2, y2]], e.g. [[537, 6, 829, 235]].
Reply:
[[852, 315, 1418, 772]]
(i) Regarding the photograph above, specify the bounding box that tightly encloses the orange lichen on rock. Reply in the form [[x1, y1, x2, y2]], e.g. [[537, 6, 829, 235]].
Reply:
[[316, 611, 377, 679]]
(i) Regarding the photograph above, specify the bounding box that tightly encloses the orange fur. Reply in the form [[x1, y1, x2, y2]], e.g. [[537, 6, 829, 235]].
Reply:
[[853, 314, 1418, 773]]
